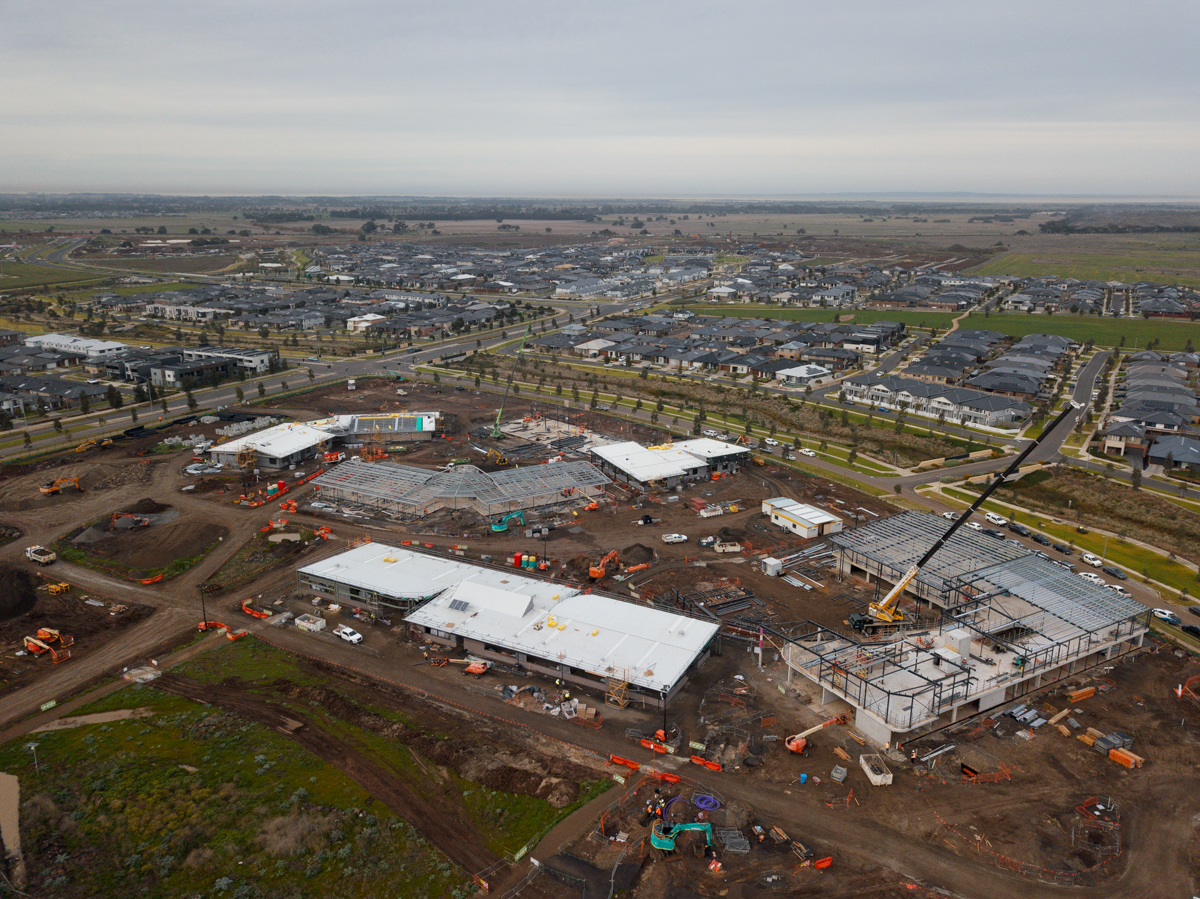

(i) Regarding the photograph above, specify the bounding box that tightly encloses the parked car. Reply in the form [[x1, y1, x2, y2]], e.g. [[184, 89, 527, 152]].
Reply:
[[703, 430, 719, 438], [1078, 571, 1105, 585], [333, 624, 363, 644], [1031, 533, 1052, 546], [985, 512, 1007, 527], [1189, 605, 1200, 619], [1007, 522, 1032, 537], [798, 448, 816, 457], [965, 521, 982, 531], [981, 527, 1006, 540], [1054, 560, 1076, 572], [1105, 583, 1132, 597], [1032, 550, 1051, 561], [1101, 565, 1127, 580], [764, 438, 779, 446], [1152, 609, 1182, 625], [661, 533, 688, 544], [1081, 552, 1102, 567], [1052, 543, 1073, 555], [1182, 624, 1200, 638], [942, 511, 957, 521]]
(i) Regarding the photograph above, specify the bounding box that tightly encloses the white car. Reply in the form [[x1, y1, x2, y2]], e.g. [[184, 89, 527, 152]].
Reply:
[[984, 512, 1007, 527], [1081, 552, 1102, 567], [1105, 583, 1131, 597], [1078, 571, 1105, 586], [941, 511, 957, 521], [661, 533, 688, 544], [764, 438, 779, 446], [1152, 608, 1181, 624], [798, 448, 816, 457], [965, 521, 983, 531], [333, 624, 363, 644], [703, 430, 719, 438]]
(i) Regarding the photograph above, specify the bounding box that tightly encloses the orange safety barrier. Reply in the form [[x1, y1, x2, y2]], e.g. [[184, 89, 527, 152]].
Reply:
[[703, 760, 722, 771], [814, 857, 832, 869], [690, 754, 707, 766], [640, 738, 668, 754], [140, 574, 163, 584], [659, 773, 681, 784], [423, 542, 435, 548], [609, 755, 640, 770], [401, 540, 413, 546]]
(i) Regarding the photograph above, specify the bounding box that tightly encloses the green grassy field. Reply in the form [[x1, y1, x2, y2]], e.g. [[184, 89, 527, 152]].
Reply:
[[971, 247, 1200, 287], [678, 304, 960, 330], [0, 260, 109, 290], [963, 311, 1200, 350]]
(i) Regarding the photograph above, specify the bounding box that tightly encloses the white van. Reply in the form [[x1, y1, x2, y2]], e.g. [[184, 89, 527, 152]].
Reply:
[[985, 512, 1007, 527]]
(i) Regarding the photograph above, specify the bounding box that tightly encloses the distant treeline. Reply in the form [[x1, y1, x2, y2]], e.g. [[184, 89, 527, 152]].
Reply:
[[1040, 219, 1200, 235]]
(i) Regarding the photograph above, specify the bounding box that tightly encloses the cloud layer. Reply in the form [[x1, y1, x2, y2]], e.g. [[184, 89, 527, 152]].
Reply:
[[3, 0, 1197, 196]]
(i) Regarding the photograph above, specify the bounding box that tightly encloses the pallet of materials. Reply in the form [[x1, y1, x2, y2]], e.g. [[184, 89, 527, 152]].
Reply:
[[1109, 748, 1145, 769], [1067, 686, 1095, 703]]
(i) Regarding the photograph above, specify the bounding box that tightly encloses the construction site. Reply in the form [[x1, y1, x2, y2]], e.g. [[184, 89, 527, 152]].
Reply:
[[2, 375, 1200, 898]]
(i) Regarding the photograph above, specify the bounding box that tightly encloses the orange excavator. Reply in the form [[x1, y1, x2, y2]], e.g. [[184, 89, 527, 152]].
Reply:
[[40, 477, 82, 496], [785, 714, 847, 755], [589, 549, 619, 580], [111, 512, 150, 529]]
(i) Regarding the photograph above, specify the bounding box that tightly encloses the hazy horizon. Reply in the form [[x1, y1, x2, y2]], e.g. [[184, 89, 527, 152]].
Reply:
[[4, 1, 1198, 197]]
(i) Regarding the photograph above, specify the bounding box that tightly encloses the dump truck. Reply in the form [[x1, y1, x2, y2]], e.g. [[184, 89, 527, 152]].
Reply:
[[25, 545, 56, 565]]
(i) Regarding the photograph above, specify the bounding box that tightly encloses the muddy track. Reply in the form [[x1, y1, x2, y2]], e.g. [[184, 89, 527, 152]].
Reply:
[[152, 672, 498, 875]]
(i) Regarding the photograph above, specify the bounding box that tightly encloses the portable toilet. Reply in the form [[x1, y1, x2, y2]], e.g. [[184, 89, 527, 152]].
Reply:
[[513, 552, 522, 568]]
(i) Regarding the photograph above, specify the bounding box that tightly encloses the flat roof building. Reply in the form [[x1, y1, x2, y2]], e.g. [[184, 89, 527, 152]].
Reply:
[[762, 497, 843, 539], [672, 438, 750, 474], [210, 422, 333, 469], [299, 544, 719, 707], [589, 441, 708, 489]]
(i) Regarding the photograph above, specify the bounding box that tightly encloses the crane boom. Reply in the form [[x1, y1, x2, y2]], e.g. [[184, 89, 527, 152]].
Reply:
[[491, 325, 533, 438], [869, 401, 1082, 622]]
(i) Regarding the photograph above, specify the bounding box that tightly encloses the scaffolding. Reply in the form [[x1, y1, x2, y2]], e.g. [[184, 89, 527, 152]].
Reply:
[[311, 460, 610, 518], [606, 668, 630, 709]]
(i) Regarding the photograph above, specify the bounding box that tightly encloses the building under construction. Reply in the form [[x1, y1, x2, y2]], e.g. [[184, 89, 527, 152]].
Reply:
[[308, 411, 450, 443], [780, 511, 1149, 746], [310, 459, 609, 518]]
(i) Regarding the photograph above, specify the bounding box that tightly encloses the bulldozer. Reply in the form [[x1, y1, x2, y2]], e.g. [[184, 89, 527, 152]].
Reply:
[[589, 549, 619, 580], [40, 476, 82, 495]]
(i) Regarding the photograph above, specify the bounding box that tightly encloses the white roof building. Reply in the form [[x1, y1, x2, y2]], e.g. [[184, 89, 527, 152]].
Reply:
[[300, 544, 719, 705], [210, 422, 333, 468], [590, 440, 708, 488], [25, 333, 127, 358], [777, 364, 832, 386], [762, 497, 843, 538]]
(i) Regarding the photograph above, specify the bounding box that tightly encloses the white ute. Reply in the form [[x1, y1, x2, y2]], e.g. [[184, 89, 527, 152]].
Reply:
[[25, 545, 56, 565], [661, 533, 688, 544], [333, 624, 363, 644]]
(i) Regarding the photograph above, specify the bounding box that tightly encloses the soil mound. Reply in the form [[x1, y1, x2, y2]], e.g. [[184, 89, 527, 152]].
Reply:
[[0, 565, 36, 621], [621, 543, 655, 565], [124, 498, 172, 514], [566, 554, 593, 577], [716, 526, 747, 541]]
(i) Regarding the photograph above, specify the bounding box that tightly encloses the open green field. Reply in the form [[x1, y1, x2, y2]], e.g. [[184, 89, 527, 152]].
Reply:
[[678, 304, 960, 330], [963, 311, 1200, 350], [970, 236, 1200, 287], [0, 260, 109, 290]]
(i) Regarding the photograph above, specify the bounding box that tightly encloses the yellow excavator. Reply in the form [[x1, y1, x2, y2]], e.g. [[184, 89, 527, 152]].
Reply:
[[486, 448, 509, 466], [40, 477, 82, 495], [850, 402, 1082, 631]]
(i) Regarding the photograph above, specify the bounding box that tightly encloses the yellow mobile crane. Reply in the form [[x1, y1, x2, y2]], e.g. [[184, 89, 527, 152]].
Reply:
[[851, 402, 1082, 630]]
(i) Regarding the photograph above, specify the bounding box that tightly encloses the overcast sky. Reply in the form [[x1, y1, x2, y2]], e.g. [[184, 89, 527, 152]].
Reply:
[[3, 0, 1198, 197]]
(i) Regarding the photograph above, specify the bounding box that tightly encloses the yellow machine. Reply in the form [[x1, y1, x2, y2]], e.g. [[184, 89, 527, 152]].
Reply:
[[486, 448, 509, 466], [47, 583, 71, 595], [40, 477, 82, 495]]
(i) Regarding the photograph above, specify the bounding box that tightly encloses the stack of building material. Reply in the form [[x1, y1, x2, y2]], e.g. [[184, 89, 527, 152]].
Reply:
[[831, 765, 848, 784], [1109, 748, 1145, 768], [1067, 686, 1096, 702]]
